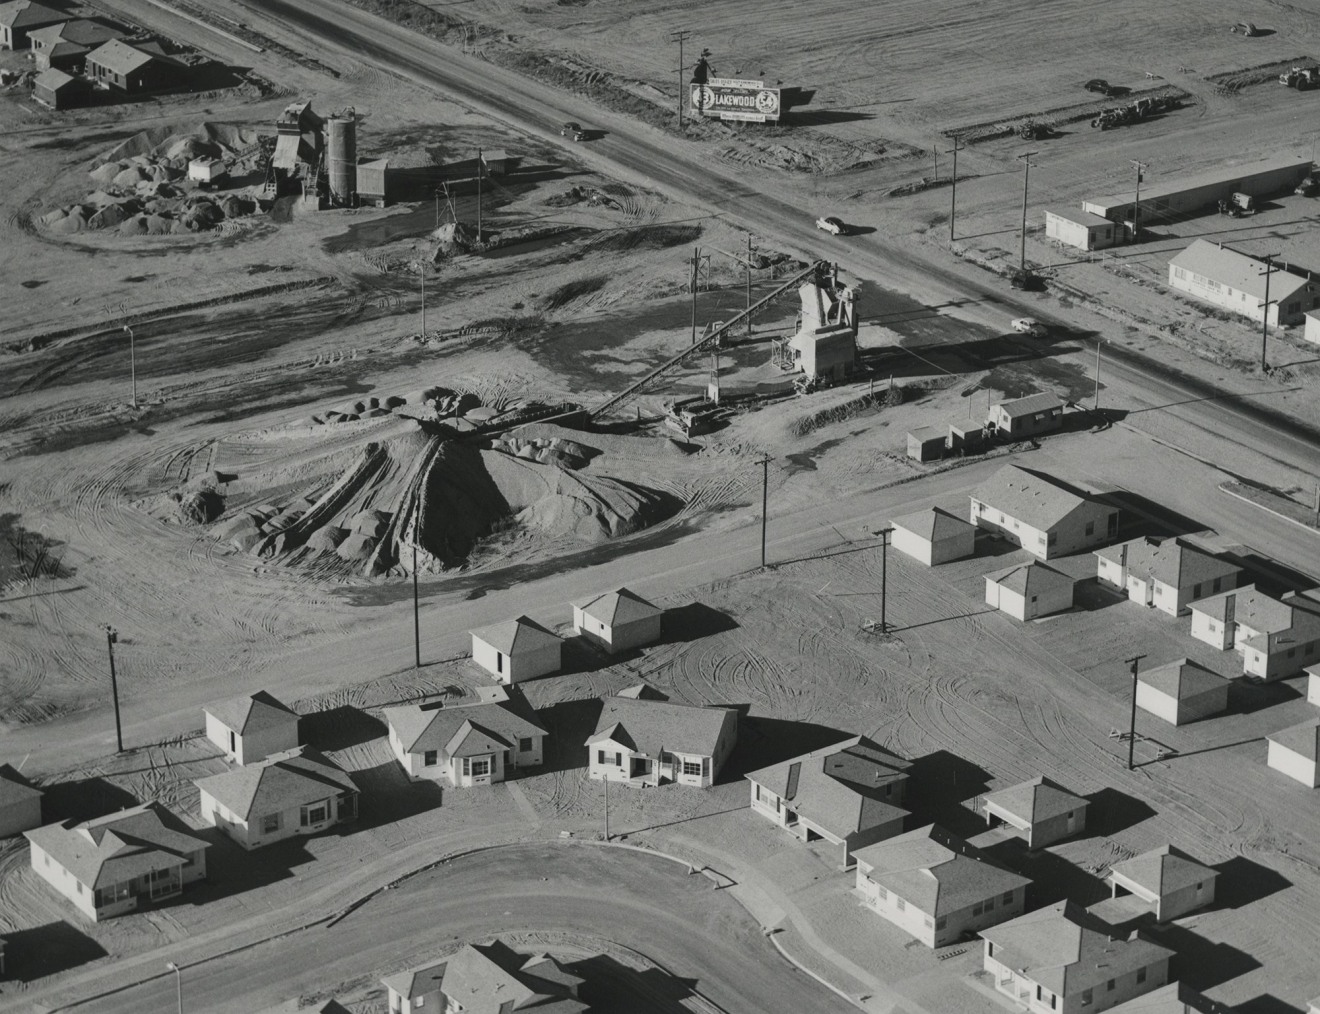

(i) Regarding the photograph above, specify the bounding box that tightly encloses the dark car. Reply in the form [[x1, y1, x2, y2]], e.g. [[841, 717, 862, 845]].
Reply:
[[1008, 268, 1045, 291], [560, 121, 582, 136], [1085, 78, 1116, 95]]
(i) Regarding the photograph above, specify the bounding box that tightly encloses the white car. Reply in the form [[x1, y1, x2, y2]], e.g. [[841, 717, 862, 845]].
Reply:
[[1011, 317, 1046, 337], [815, 215, 847, 236]]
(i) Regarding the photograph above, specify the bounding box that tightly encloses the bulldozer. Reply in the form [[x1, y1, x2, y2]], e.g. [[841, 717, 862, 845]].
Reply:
[[1280, 66, 1320, 89], [1017, 120, 1052, 140]]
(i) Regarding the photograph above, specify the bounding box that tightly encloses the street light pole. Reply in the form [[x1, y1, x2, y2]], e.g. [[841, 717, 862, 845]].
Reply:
[[759, 455, 771, 568], [166, 962, 182, 1014], [105, 625, 124, 754], [1017, 152, 1039, 275], [947, 136, 961, 242], [1259, 254, 1281, 372], [1129, 159, 1148, 244], [1126, 653, 1147, 771], [122, 325, 137, 409], [878, 527, 894, 632], [412, 541, 421, 669]]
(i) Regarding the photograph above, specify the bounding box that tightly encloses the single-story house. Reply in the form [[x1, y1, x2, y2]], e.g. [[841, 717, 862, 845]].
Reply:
[[1266, 718, 1320, 788], [195, 746, 358, 850], [470, 615, 561, 684], [1105, 983, 1231, 1014], [1135, 659, 1229, 726], [948, 420, 986, 455], [1187, 584, 1320, 680], [587, 694, 737, 788], [1045, 207, 1120, 252], [1096, 845, 1218, 923], [205, 690, 300, 766], [1169, 239, 1320, 327], [981, 900, 1174, 1014], [1308, 664, 1320, 706], [24, 803, 209, 921], [746, 736, 910, 867], [0, 0, 66, 50], [32, 67, 89, 109], [891, 507, 977, 566], [27, 18, 124, 71], [987, 393, 1064, 441], [572, 587, 663, 653], [985, 561, 1075, 621], [480, 148, 514, 175], [855, 824, 1031, 948], [970, 465, 1118, 560], [981, 776, 1088, 849], [1095, 537, 1241, 617], [907, 426, 946, 462], [384, 685, 547, 787], [0, 763, 43, 837], [384, 940, 586, 1014], [85, 38, 182, 94]]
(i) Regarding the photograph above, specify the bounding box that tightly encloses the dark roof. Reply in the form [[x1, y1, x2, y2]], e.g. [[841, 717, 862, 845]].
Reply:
[[86, 38, 161, 75], [572, 587, 663, 627], [385, 686, 546, 755], [972, 465, 1100, 530], [983, 776, 1088, 824], [587, 695, 735, 758], [1268, 718, 1320, 762], [1139, 659, 1229, 702], [0, 763, 42, 809], [891, 506, 975, 543], [1108, 845, 1218, 896], [854, 824, 1030, 917], [994, 392, 1064, 419], [986, 561, 1075, 598], [745, 736, 910, 837], [0, 0, 66, 31], [194, 746, 356, 821], [1094, 537, 1240, 588], [979, 901, 1174, 996], [27, 18, 122, 48], [470, 615, 561, 655], [23, 802, 209, 890], [206, 690, 299, 736], [382, 941, 586, 1012]]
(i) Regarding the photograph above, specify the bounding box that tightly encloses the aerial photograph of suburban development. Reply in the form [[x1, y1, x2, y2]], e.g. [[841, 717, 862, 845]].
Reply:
[[4, 0, 1320, 1012]]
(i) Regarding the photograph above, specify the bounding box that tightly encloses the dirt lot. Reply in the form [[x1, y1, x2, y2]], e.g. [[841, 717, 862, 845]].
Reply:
[[4, 0, 1320, 1010]]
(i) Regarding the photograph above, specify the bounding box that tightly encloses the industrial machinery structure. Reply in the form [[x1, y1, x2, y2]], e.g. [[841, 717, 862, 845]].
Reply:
[[771, 266, 858, 388], [325, 110, 357, 207], [270, 100, 324, 196]]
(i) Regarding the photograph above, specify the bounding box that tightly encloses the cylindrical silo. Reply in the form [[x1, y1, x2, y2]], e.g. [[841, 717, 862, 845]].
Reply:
[[325, 114, 357, 207]]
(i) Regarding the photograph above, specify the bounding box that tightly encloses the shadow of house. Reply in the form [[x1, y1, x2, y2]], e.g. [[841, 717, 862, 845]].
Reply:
[[1236, 997, 1304, 1014], [904, 751, 991, 837], [38, 777, 138, 823], [573, 953, 702, 1014], [720, 716, 856, 782], [343, 759, 444, 830], [300, 705, 387, 752], [1083, 787, 1157, 837], [1224, 676, 1301, 716], [1145, 923, 1261, 992], [1095, 491, 1209, 540], [1071, 577, 1130, 612], [0, 921, 107, 982], [984, 836, 1111, 908], [656, 602, 740, 645], [532, 697, 603, 776], [1209, 855, 1291, 910], [181, 827, 300, 907], [1217, 550, 1319, 600]]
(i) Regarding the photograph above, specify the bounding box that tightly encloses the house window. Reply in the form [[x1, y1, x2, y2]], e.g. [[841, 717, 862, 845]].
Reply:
[[1288, 647, 1296, 658], [936, 916, 947, 929], [471, 758, 491, 777], [261, 813, 281, 834], [597, 750, 605, 765], [229, 730, 236, 753], [924, 916, 934, 928], [1002, 891, 1014, 904], [423, 750, 438, 766], [415, 997, 425, 1008], [1192, 583, 1202, 599], [518, 737, 533, 752], [1137, 967, 1147, 984], [615, 752, 622, 766], [301, 803, 328, 826], [1107, 979, 1116, 992], [462, 757, 470, 775], [1047, 532, 1058, 545], [1085, 522, 1095, 536], [496, 653, 504, 674], [875, 885, 888, 900], [972, 902, 983, 916], [1030, 595, 1038, 604], [895, 897, 905, 911], [683, 760, 702, 777], [1082, 989, 1093, 1007], [987, 942, 995, 958], [984, 896, 995, 911]]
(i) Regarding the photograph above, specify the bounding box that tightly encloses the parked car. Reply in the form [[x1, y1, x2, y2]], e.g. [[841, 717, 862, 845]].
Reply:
[[815, 215, 847, 235], [1011, 317, 1047, 338], [1085, 79, 1116, 95], [1230, 21, 1259, 36], [1008, 268, 1045, 291], [560, 121, 582, 136]]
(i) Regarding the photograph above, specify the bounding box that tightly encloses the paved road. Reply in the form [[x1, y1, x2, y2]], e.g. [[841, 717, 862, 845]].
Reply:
[[69, 843, 856, 1014]]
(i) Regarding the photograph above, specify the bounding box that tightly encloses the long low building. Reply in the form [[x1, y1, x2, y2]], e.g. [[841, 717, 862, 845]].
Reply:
[[1044, 207, 1121, 251], [1169, 240, 1320, 327]]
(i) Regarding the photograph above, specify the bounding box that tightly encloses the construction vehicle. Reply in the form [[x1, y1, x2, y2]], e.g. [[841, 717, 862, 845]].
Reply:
[[1280, 66, 1319, 89], [662, 397, 722, 437], [1017, 120, 1052, 140], [1091, 94, 1181, 129], [1230, 22, 1259, 36], [1295, 175, 1318, 196], [1217, 192, 1256, 217]]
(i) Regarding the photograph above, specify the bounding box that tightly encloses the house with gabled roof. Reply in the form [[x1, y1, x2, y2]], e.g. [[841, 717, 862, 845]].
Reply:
[[27, 18, 124, 71], [1135, 659, 1229, 726], [981, 776, 1088, 849], [0, 0, 66, 50], [891, 507, 977, 566], [383, 940, 587, 1014], [572, 587, 663, 653], [1094, 845, 1218, 923], [981, 900, 1174, 1014], [470, 615, 561, 684], [854, 824, 1031, 948], [1105, 983, 1230, 1014], [1169, 240, 1320, 327], [85, 37, 182, 94], [987, 393, 1064, 440], [1267, 718, 1320, 787], [587, 694, 736, 788], [205, 690, 300, 766], [1095, 537, 1241, 617], [24, 802, 209, 921], [0, 763, 43, 838], [746, 736, 910, 867], [970, 465, 1118, 560], [32, 66, 89, 109], [195, 746, 358, 850], [384, 685, 547, 787], [986, 561, 1075, 621], [1188, 584, 1320, 680]]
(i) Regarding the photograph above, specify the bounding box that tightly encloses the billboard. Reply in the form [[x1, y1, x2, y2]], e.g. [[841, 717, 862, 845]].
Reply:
[[690, 78, 781, 122]]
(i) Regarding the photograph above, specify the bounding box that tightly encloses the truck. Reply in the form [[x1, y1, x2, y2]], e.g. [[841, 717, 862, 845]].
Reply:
[[1217, 192, 1256, 217]]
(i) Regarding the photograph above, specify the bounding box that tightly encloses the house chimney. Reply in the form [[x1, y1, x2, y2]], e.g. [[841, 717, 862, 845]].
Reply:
[[1119, 543, 1128, 570]]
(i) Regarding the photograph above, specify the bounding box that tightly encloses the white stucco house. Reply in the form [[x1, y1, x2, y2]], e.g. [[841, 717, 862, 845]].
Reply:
[[587, 694, 737, 788], [981, 776, 1088, 849], [204, 690, 300, 766], [1187, 585, 1320, 680], [1266, 718, 1320, 788], [1095, 537, 1241, 617], [572, 587, 663, 653], [985, 561, 1075, 621], [1135, 659, 1230, 726], [1094, 845, 1218, 923], [970, 465, 1118, 560], [891, 507, 977, 566], [470, 615, 562, 684]]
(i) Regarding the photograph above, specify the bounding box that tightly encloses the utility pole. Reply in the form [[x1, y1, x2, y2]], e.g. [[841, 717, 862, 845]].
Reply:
[[759, 455, 771, 568], [475, 148, 483, 241], [105, 626, 124, 753], [412, 541, 421, 669], [122, 325, 137, 409], [933, 146, 938, 181], [746, 233, 754, 336], [690, 246, 699, 345], [1125, 653, 1147, 770], [420, 265, 426, 337], [1017, 152, 1039, 275], [166, 962, 183, 1014], [669, 29, 690, 129], [434, 188, 440, 229], [878, 527, 894, 633], [603, 771, 610, 841], [1129, 159, 1148, 244], [1093, 339, 1104, 412], [1258, 254, 1282, 372], [947, 136, 961, 242]]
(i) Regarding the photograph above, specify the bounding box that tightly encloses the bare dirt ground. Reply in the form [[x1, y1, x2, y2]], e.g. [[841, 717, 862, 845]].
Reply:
[[4, 0, 1320, 1010]]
